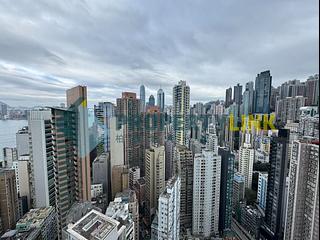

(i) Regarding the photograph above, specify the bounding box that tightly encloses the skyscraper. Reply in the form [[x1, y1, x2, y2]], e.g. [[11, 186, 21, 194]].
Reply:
[[225, 87, 233, 108], [116, 92, 143, 169], [193, 124, 221, 238], [233, 83, 243, 105], [174, 144, 193, 229], [243, 81, 254, 115], [144, 106, 165, 149], [173, 80, 190, 146], [50, 107, 78, 234], [254, 70, 272, 114], [93, 102, 115, 153], [262, 129, 290, 239], [66, 85, 91, 201], [148, 94, 155, 107], [284, 139, 319, 240], [28, 107, 80, 237], [157, 88, 165, 112], [140, 85, 146, 112], [218, 147, 234, 232]]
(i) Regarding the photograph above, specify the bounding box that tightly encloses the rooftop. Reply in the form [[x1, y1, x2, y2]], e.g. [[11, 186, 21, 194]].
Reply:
[[16, 207, 54, 230], [115, 189, 136, 203], [67, 210, 118, 240]]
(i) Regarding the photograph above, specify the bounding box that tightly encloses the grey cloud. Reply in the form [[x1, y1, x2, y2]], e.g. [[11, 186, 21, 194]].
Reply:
[[0, 0, 318, 106]]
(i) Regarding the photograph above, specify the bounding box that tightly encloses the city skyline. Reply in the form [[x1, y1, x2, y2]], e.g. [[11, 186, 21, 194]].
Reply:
[[0, 1, 319, 239], [0, 0, 318, 106]]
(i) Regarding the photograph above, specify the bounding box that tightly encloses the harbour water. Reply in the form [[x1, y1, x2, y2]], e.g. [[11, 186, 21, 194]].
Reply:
[[0, 120, 27, 160]]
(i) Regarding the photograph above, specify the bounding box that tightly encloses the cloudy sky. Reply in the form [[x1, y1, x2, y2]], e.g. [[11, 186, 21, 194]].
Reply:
[[0, 0, 318, 107]]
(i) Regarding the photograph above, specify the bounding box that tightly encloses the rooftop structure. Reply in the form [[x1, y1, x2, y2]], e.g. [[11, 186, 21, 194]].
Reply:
[[66, 210, 120, 240]]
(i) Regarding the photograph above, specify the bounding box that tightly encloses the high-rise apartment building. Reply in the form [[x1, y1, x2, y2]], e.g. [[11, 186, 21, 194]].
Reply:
[[305, 74, 319, 106], [152, 176, 181, 240], [165, 140, 174, 181], [27, 86, 91, 237], [174, 144, 193, 229], [279, 79, 306, 99], [144, 106, 165, 149], [232, 173, 245, 216], [218, 147, 234, 232], [173, 80, 190, 146], [116, 92, 143, 170], [276, 96, 306, 124], [66, 85, 91, 201], [254, 70, 272, 114], [238, 139, 254, 189], [192, 138, 221, 238], [0, 169, 18, 234], [28, 109, 55, 209], [145, 145, 165, 219], [11, 155, 30, 211], [51, 107, 79, 235], [157, 88, 165, 112], [261, 129, 289, 239], [285, 139, 319, 240]]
